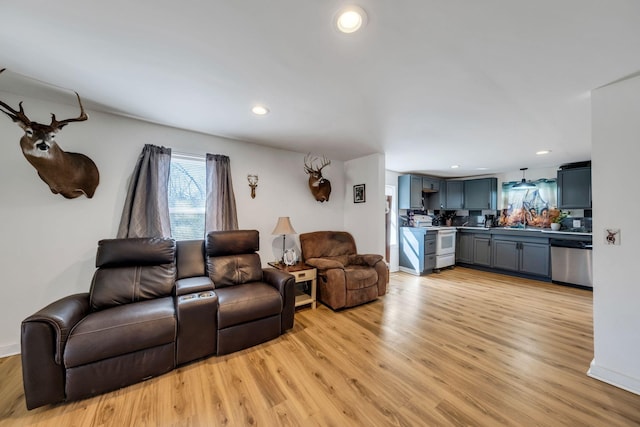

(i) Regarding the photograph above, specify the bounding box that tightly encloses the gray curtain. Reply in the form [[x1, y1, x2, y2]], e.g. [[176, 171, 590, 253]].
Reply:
[[205, 154, 238, 233], [117, 144, 172, 238]]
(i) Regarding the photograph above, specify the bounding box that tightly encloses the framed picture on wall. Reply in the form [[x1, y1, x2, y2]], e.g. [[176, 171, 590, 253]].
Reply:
[[353, 184, 366, 203]]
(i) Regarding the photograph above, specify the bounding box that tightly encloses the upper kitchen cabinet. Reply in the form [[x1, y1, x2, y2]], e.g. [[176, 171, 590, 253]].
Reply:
[[464, 178, 497, 210], [445, 181, 464, 209], [422, 176, 440, 192], [557, 166, 591, 209], [398, 175, 424, 210], [426, 179, 446, 210]]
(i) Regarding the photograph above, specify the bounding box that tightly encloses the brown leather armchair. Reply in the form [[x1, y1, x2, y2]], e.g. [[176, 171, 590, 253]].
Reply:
[[299, 231, 388, 310]]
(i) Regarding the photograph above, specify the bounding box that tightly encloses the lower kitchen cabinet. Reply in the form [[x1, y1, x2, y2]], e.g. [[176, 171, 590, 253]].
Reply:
[[492, 236, 549, 278], [519, 241, 550, 276], [492, 240, 519, 271], [456, 230, 491, 266], [399, 227, 436, 275], [456, 232, 474, 264], [456, 229, 551, 279], [473, 235, 492, 266]]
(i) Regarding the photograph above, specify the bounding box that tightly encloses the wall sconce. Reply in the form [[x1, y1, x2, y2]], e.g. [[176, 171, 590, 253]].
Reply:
[[247, 174, 258, 199]]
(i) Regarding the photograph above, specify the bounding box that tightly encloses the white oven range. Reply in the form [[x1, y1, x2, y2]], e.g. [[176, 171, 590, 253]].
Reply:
[[431, 227, 457, 269], [413, 215, 457, 270]]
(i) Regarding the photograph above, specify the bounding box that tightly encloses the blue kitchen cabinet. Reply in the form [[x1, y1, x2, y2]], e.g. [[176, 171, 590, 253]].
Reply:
[[445, 181, 464, 209], [398, 175, 424, 210], [492, 235, 550, 278], [399, 227, 436, 275], [558, 166, 591, 209], [464, 178, 497, 210], [426, 179, 447, 210], [473, 234, 492, 266]]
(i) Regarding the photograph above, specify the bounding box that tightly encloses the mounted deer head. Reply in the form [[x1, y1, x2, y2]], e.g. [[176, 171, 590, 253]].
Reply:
[[0, 69, 99, 198], [304, 153, 332, 202]]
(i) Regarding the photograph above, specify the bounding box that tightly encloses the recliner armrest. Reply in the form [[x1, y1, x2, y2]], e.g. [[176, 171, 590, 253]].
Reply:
[[21, 293, 91, 409], [22, 293, 91, 364], [304, 257, 345, 270], [262, 268, 294, 294], [175, 276, 214, 296], [263, 268, 296, 331], [348, 254, 384, 267]]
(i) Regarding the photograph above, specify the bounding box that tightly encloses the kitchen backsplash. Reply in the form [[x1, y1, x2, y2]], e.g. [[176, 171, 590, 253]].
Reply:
[[400, 208, 592, 231]]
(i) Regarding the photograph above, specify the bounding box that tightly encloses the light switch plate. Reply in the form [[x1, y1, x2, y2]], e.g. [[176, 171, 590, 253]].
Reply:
[[605, 229, 621, 245], [573, 219, 581, 228]]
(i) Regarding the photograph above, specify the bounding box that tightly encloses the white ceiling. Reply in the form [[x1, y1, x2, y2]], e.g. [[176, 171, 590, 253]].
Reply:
[[1, 1, 639, 177]]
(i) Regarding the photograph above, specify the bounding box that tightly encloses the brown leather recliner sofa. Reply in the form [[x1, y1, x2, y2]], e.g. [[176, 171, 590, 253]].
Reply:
[[299, 231, 388, 310], [20, 230, 295, 410]]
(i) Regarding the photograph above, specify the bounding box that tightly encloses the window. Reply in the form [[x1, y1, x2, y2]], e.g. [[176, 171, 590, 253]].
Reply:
[[168, 154, 206, 240]]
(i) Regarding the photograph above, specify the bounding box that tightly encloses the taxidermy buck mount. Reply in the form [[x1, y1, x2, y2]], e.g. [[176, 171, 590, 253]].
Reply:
[[0, 68, 99, 199], [304, 153, 332, 202]]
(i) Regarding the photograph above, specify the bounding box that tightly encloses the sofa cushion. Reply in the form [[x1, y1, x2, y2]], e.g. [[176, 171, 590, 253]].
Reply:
[[176, 240, 206, 279], [90, 264, 176, 310], [300, 231, 357, 260], [207, 253, 262, 288], [216, 283, 282, 329], [344, 266, 378, 290], [64, 297, 176, 368], [96, 238, 176, 268], [90, 238, 177, 310], [206, 230, 259, 257]]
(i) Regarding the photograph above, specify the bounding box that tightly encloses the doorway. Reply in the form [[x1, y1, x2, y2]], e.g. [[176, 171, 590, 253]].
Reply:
[[385, 185, 399, 272]]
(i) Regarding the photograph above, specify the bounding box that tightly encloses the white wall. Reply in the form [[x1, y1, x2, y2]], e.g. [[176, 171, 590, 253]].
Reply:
[[0, 89, 349, 356], [385, 170, 402, 271], [343, 153, 386, 255], [588, 74, 640, 394]]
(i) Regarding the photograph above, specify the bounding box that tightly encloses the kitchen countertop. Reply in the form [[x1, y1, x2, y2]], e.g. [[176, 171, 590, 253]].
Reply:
[[456, 226, 592, 237]]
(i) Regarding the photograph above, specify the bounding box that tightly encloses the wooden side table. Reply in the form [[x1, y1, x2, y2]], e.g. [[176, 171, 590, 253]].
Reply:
[[268, 262, 317, 309]]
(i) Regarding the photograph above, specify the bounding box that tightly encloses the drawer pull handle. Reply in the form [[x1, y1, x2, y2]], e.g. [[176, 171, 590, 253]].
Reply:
[[299, 273, 306, 278]]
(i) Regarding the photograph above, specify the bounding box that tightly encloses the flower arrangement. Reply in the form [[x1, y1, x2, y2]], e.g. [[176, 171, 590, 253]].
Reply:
[[550, 209, 569, 224], [440, 211, 457, 226], [549, 208, 569, 230]]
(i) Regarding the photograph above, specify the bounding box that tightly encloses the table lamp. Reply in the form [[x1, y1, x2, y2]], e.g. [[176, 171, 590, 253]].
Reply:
[[272, 217, 297, 264]]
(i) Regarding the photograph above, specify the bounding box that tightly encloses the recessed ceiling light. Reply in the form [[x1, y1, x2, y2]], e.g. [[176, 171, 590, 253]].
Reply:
[[335, 6, 367, 33], [251, 105, 269, 115], [536, 150, 551, 155], [476, 167, 489, 171], [450, 165, 460, 169]]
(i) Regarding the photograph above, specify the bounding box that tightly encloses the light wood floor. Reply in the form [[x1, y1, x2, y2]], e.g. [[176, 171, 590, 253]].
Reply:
[[1, 268, 639, 426]]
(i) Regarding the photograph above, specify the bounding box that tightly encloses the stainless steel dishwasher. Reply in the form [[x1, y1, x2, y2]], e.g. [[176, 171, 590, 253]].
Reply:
[[550, 238, 593, 289]]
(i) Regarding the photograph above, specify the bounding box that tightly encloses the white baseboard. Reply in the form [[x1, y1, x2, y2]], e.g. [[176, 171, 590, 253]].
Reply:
[[0, 343, 20, 358], [587, 359, 640, 396]]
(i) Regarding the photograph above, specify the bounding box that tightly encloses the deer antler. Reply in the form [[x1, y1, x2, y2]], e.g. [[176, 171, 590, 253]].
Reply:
[[50, 92, 88, 129], [0, 99, 31, 126], [304, 153, 331, 174], [0, 69, 32, 126], [303, 153, 315, 174]]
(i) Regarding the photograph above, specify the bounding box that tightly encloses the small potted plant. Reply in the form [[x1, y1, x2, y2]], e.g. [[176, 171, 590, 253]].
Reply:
[[441, 211, 456, 227], [550, 209, 569, 231]]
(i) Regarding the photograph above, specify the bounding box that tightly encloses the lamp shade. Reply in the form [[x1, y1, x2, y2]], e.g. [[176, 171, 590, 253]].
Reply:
[[272, 217, 297, 235]]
